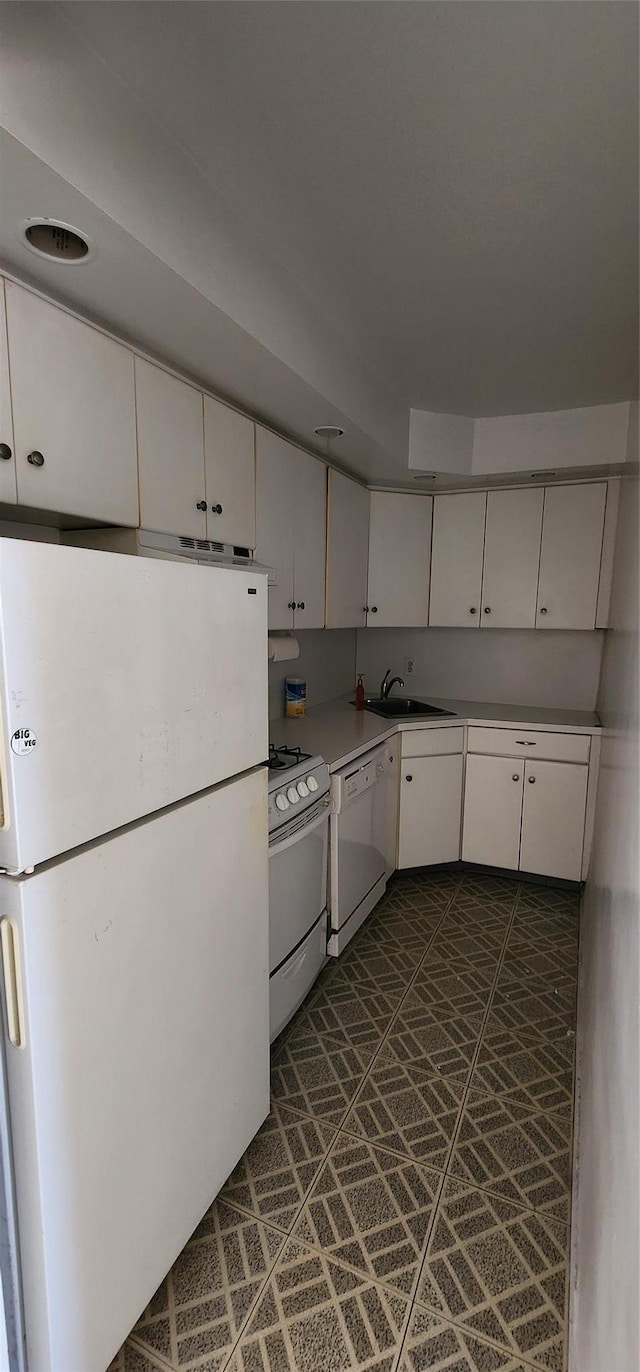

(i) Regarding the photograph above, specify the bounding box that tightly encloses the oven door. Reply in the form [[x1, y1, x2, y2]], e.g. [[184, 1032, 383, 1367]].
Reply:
[[268, 801, 329, 973]]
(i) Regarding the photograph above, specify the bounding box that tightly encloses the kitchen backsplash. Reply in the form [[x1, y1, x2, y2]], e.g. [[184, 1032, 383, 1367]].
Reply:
[[268, 629, 357, 720], [356, 627, 605, 712]]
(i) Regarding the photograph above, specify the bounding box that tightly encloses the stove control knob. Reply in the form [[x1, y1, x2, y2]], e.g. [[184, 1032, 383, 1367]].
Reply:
[[297, 780, 309, 798], [287, 786, 300, 804], [306, 775, 319, 792], [275, 793, 289, 812]]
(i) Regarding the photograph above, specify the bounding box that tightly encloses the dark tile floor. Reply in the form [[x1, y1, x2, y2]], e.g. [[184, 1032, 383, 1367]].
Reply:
[[112, 870, 580, 1372]]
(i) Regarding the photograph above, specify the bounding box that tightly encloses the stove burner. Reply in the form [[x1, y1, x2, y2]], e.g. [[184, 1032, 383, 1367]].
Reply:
[[268, 744, 313, 771]]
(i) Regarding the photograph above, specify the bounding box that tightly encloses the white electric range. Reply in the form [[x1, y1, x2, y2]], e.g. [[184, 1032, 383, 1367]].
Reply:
[[267, 746, 331, 1040]]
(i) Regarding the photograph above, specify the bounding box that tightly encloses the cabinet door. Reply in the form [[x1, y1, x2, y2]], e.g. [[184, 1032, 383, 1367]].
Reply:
[[481, 488, 543, 628], [462, 753, 523, 870], [6, 282, 138, 524], [398, 754, 463, 868], [536, 483, 607, 629], [293, 451, 326, 629], [367, 492, 432, 626], [204, 396, 255, 548], [429, 492, 486, 626], [325, 469, 370, 628], [0, 282, 16, 505], [255, 427, 294, 630], [520, 760, 588, 882], [135, 358, 206, 539]]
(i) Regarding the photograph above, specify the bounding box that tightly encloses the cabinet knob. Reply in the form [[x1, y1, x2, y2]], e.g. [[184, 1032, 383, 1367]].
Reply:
[[484, 607, 491, 615], [363, 606, 369, 613], [405, 774, 413, 782], [210, 503, 223, 515], [512, 774, 520, 782], [196, 500, 207, 511], [297, 601, 305, 610], [528, 776, 536, 784], [469, 607, 477, 615], [370, 606, 378, 613], [287, 601, 296, 610], [26, 450, 45, 468], [540, 607, 548, 615], [0, 443, 12, 461]]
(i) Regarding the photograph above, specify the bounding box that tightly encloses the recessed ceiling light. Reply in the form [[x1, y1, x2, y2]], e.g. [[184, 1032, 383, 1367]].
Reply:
[[21, 218, 92, 264], [314, 425, 344, 440]]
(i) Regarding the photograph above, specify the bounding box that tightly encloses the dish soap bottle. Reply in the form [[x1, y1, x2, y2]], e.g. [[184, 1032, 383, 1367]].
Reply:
[[355, 673, 365, 711]]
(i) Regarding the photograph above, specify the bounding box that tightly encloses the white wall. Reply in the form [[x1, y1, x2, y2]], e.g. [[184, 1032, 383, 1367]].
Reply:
[[268, 629, 356, 720], [356, 627, 604, 712], [408, 402, 632, 476], [569, 476, 639, 1372], [408, 409, 474, 473], [472, 402, 631, 475]]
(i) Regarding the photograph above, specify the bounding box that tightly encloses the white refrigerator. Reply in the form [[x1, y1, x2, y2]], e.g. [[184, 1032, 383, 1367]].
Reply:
[[0, 540, 270, 1372]]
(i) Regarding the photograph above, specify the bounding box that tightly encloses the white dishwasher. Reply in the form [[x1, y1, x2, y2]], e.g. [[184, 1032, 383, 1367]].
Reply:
[[328, 741, 396, 955]]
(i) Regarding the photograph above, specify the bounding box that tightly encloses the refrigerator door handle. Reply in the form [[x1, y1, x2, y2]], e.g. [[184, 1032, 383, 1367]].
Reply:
[[0, 919, 25, 1048]]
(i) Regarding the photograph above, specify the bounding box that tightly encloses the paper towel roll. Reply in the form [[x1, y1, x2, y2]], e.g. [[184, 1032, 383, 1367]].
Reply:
[[268, 635, 300, 663]]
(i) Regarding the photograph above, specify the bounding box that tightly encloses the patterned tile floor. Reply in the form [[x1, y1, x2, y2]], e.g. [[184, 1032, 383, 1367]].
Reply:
[[111, 869, 579, 1372]]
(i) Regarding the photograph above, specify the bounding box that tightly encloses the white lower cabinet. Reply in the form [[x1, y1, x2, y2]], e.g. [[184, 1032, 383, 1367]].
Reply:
[[398, 752, 463, 869], [520, 759, 588, 882], [462, 746, 589, 881], [462, 754, 524, 870]]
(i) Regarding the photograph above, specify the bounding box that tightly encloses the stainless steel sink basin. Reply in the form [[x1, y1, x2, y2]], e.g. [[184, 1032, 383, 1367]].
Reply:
[[354, 697, 457, 719]]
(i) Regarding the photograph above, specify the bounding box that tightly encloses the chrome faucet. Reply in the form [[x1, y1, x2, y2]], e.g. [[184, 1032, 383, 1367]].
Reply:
[[380, 668, 405, 700]]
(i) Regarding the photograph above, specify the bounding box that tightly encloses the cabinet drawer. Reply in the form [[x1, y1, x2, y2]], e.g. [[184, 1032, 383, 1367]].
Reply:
[[467, 726, 591, 764], [402, 725, 464, 758]]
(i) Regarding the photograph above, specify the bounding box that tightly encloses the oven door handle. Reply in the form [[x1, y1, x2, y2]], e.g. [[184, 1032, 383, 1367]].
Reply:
[[269, 804, 329, 856]]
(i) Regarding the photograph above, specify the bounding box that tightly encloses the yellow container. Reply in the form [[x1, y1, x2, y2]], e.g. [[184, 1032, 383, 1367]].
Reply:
[[285, 677, 306, 717]]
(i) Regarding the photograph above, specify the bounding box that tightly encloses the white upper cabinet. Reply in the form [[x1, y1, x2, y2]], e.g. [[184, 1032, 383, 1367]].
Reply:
[[325, 469, 370, 628], [480, 487, 543, 628], [293, 449, 327, 629], [0, 282, 17, 505], [367, 492, 432, 626], [255, 428, 326, 630], [429, 492, 486, 626], [5, 282, 138, 525], [255, 428, 296, 629], [135, 358, 206, 540], [536, 483, 607, 629], [204, 396, 255, 548]]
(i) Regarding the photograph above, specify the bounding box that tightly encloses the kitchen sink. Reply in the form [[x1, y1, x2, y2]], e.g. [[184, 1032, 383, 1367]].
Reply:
[[355, 697, 457, 719]]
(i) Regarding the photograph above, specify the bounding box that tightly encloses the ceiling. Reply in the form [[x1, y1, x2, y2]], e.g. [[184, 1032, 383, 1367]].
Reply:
[[0, 1, 637, 483], [55, 0, 639, 415]]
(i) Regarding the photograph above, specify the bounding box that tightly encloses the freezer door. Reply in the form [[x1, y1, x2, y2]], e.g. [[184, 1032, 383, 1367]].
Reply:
[[0, 539, 267, 872], [0, 770, 268, 1372]]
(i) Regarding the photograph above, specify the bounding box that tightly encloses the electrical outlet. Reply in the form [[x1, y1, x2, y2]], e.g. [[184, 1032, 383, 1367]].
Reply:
[[403, 657, 414, 677]]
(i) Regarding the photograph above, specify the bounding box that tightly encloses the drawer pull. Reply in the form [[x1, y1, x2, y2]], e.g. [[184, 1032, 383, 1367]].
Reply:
[[515, 740, 536, 746]]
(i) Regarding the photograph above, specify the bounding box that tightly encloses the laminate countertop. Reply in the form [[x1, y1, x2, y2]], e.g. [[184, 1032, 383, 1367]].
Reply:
[[270, 694, 601, 772]]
